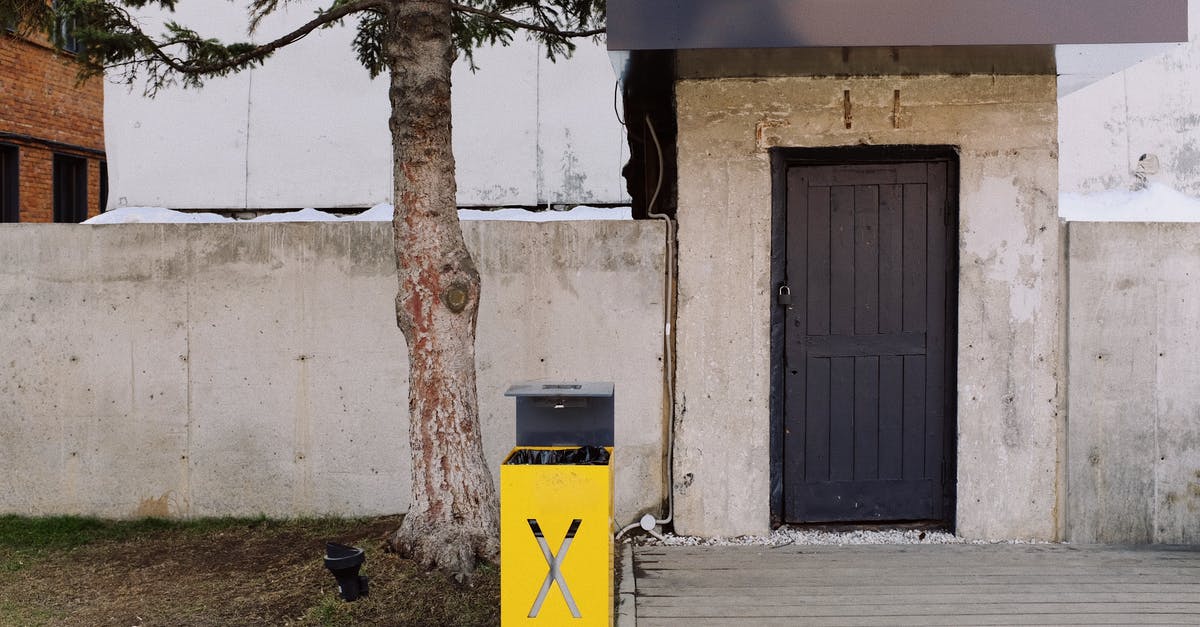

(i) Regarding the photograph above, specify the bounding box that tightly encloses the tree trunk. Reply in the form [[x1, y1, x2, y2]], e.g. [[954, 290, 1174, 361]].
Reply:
[[384, 0, 499, 581]]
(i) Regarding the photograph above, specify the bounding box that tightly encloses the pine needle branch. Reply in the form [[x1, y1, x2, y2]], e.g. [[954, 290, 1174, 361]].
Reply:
[[450, 2, 604, 38]]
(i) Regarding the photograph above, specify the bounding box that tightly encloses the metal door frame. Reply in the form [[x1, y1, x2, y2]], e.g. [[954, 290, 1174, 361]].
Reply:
[[769, 145, 960, 528]]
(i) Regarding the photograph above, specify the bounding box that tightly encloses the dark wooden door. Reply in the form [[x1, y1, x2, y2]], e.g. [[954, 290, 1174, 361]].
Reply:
[[783, 160, 952, 523]]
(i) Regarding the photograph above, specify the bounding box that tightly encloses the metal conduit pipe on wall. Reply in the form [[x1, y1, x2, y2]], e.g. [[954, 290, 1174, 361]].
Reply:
[[616, 116, 675, 541]]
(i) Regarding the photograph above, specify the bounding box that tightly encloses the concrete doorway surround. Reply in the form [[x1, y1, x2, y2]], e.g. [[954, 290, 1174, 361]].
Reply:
[[670, 65, 1064, 540], [771, 147, 959, 527]]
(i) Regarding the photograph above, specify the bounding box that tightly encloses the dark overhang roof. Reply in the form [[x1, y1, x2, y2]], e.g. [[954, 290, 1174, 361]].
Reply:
[[607, 0, 1188, 51]]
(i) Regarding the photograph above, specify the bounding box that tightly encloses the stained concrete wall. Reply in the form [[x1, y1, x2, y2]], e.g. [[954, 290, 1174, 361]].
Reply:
[[1059, 1, 1200, 194], [672, 62, 1065, 539], [0, 222, 664, 521], [1067, 223, 1200, 544]]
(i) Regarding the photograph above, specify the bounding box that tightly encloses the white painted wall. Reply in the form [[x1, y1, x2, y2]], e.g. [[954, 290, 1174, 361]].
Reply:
[[1059, 1, 1200, 196], [104, 1, 628, 210]]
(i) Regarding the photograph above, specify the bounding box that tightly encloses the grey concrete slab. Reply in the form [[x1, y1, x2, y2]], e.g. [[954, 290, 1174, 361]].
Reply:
[[1068, 223, 1200, 544], [0, 221, 665, 520]]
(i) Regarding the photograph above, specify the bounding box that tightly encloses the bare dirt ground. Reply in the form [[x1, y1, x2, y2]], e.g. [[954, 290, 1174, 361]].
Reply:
[[0, 515, 498, 626]]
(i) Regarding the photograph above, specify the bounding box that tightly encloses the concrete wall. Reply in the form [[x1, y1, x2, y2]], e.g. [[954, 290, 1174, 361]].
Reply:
[[104, 1, 628, 210], [1067, 223, 1200, 544], [1059, 0, 1200, 195], [0, 221, 665, 521], [672, 62, 1065, 540]]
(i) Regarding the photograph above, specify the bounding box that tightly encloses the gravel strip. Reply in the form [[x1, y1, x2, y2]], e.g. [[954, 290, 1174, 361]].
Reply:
[[640, 527, 1054, 547]]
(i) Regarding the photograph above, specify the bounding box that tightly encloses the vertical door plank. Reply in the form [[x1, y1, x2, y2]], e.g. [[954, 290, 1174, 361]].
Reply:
[[878, 355, 904, 480], [830, 186, 855, 336], [877, 183, 905, 484], [787, 170, 811, 334], [902, 181, 929, 482], [902, 183, 928, 333], [854, 356, 880, 480], [854, 186, 880, 335], [804, 357, 832, 482], [807, 187, 832, 337], [878, 184, 903, 335], [829, 356, 855, 482], [902, 354, 927, 480]]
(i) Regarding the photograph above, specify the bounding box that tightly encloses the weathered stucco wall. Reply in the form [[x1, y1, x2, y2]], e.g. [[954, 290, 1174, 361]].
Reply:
[[673, 65, 1064, 539], [1067, 223, 1200, 544], [0, 222, 664, 521]]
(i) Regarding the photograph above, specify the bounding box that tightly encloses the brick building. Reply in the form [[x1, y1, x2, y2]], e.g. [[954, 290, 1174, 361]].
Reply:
[[1, 25, 105, 223]]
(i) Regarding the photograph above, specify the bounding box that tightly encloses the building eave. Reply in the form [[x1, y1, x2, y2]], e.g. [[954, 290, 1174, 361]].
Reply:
[[607, 0, 1188, 51]]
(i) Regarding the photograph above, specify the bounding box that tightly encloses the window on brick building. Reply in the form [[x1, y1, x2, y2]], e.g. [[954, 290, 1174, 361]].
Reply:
[[51, 0, 81, 54], [57, 20, 80, 54], [53, 154, 87, 223], [0, 145, 17, 223]]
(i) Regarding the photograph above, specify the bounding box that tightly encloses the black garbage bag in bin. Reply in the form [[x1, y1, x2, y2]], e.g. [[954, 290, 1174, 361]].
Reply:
[[505, 445, 611, 466]]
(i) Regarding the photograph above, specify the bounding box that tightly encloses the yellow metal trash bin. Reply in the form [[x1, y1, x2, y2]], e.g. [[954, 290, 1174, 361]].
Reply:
[[501, 382, 615, 626]]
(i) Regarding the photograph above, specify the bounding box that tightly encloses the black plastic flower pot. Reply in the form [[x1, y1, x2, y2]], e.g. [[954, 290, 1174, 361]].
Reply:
[[324, 542, 369, 601]]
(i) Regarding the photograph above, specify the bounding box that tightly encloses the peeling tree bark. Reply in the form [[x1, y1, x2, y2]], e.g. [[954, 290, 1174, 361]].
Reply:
[[384, 0, 499, 580]]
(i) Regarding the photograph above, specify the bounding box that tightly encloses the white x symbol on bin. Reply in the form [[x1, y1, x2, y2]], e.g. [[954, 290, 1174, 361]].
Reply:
[[527, 518, 582, 618]]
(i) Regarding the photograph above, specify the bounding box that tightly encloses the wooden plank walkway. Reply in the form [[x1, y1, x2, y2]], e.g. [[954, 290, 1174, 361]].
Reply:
[[632, 543, 1200, 626]]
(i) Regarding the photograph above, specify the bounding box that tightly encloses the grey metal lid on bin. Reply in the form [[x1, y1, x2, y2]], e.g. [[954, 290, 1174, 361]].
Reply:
[[505, 382, 614, 448]]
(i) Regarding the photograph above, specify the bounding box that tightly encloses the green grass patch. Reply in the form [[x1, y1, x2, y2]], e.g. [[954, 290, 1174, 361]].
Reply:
[[0, 514, 367, 553], [305, 596, 355, 627], [0, 599, 55, 627]]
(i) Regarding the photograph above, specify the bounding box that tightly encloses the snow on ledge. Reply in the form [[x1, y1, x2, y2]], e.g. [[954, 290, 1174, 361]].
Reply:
[[85, 204, 633, 224], [84, 207, 235, 224], [1060, 184, 1200, 222]]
